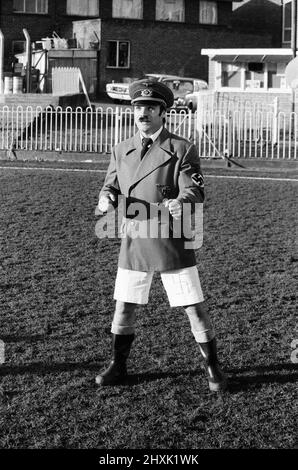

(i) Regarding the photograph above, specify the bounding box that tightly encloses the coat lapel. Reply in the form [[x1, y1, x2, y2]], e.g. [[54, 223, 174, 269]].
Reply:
[[125, 128, 174, 193]]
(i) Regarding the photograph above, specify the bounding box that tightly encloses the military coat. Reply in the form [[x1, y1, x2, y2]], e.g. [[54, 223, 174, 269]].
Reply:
[[99, 127, 204, 272]]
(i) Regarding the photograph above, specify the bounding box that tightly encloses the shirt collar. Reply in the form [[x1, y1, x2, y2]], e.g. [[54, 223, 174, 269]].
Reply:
[[140, 126, 164, 144]]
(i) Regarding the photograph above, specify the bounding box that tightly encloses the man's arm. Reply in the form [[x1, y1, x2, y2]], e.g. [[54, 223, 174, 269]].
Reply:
[[177, 143, 204, 205], [98, 149, 121, 212], [166, 143, 204, 220]]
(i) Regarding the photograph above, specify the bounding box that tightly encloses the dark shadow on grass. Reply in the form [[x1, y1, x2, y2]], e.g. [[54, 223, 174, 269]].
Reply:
[[0, 334, 46, 343], [126, 364, 297, 389], [1, 361, 297, 391], [227, 363, 298, 373], [0, 363, 199, 382], [123, 369, 199, 385], [225, 363, 298, 392], [0, 361, 103, 376]]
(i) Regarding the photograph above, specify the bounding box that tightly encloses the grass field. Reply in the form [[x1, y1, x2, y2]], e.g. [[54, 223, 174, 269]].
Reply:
[[0, 161, 297, 449]]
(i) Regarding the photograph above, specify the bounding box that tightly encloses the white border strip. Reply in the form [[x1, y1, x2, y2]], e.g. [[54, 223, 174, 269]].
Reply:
[[0, 166, 107, 173], [0, 166, 298, 182], [205, 175, 298, 183]]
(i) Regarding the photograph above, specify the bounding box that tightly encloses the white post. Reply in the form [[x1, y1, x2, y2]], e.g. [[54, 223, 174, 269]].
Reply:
[[0, 30, 4, 95], [23, 29, 32, 93], [114, 106, 120, 145], [78, 68, 91, 108], [272, 97, 279, 145], [187, 109, 192, 140], [227, 111, 233, 159], [196, 93, 203, 141]]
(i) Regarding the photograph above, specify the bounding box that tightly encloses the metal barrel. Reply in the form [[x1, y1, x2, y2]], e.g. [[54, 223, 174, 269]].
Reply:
[[13, 76, 23, 94], [4, 75, 13, 94]]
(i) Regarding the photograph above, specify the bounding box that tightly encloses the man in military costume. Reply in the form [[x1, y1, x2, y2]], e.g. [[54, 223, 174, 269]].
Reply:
[[96, 78, 227, 392]]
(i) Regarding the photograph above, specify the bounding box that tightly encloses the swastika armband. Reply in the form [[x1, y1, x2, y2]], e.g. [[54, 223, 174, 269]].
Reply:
[[191, 173, 204, 188]]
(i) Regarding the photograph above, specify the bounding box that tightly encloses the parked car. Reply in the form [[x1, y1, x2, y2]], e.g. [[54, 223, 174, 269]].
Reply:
[[105, 78, 135, 103], [184, 82, 209, 112], [162, 76, 208, 111], [106, 74, 208, 110]]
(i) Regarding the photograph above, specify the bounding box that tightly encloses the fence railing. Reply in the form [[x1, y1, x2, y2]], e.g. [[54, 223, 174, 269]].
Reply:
[[0, 106, 194, 155], [195, 108, 298, 160], [0, 105, 297, 160]]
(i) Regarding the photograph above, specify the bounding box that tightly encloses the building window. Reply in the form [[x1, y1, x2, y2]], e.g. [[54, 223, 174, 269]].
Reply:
[[283, 0, 292, 44], [245, 63, 265, 89], [12, 40, 26, 55], [220, 61, 287, 91], [13, 0, 48, 14], [199, 1, 218, 25], [268, 63, 287, 89], [112, 0, 143, 19], [222, 63, 242, 88], [66, 0, 99, 16], [107, 41, 130, 68], [156, 0, 185, 22], [163, 78, 194, 96]]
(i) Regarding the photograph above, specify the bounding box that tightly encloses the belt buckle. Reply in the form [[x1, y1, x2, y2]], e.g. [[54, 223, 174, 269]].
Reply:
[[156, 184, 172, 204]]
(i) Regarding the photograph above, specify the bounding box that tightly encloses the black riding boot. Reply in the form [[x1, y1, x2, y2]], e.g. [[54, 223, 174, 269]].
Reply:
[[95, 333, 135, 386], [198, 338, 227, 392]]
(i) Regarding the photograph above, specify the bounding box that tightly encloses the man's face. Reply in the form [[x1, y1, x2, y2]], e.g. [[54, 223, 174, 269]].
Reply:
[[134, 103, 166, 136]]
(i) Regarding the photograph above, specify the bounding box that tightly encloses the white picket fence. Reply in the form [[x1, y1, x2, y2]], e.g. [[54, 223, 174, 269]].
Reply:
[[0, 105, 297, 159], [52, 68, 81, 96]]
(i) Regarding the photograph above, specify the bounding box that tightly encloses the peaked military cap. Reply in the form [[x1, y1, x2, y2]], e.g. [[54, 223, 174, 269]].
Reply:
[[129, 79, 174, 109]]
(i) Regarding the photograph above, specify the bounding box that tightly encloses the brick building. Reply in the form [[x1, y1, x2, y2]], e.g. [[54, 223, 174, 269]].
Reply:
[[0, 0, 98, 70], [94, 0, 274, 90], [0, 0, 276, 96]]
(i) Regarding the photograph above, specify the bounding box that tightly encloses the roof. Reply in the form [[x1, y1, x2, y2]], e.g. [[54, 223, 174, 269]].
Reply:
[[145, 74, 204, 82], [201, 48, 294, 63]]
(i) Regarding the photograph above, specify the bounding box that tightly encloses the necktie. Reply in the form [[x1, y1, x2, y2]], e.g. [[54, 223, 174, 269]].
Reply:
[[140, 137, 153, 160]]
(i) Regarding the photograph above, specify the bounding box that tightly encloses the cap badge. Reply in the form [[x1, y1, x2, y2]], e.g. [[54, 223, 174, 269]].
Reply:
[[141, 89, 153, 97]]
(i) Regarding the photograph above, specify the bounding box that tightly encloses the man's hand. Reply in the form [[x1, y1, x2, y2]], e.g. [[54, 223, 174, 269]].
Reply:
[[164, 199, 182, 220], [97, 193, 116, 213]]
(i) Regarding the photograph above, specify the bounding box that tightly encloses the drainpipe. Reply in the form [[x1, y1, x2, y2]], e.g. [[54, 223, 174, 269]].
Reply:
[[0, 30, 4, 94], [291, 0, 298, 115], [23, 28, 32, 93], [292, 0, 297, 58]]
